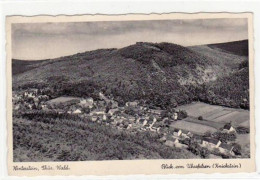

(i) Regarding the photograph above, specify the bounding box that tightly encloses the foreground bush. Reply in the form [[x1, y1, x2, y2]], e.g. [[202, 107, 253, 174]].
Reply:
[[13, 112, 196, 162]]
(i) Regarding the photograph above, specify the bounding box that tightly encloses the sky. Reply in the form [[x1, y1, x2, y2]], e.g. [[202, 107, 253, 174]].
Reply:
[[12, 18, 248, 60]]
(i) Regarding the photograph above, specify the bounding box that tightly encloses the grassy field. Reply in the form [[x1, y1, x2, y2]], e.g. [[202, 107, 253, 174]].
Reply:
[[177, 102, 249, 127], [170, 120, 218, 135], [177, 102, 221, 117], [183, 117, 224, 129], [47, 96, 80, 104]]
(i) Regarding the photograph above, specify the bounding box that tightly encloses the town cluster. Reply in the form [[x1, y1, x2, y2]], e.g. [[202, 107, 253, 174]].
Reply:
[[13, 88, 239, 158]]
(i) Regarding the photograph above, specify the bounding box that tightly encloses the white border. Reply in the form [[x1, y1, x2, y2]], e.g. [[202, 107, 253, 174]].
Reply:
[[1, 0, 260, 179]]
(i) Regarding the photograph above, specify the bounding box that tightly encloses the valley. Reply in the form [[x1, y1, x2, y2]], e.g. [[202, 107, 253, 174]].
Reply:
[[12, 40, 250, 161]]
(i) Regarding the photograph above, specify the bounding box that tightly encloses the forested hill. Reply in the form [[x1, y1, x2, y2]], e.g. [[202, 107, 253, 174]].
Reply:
[[208, 40, 248, 56], [12, 41, 249, 109]]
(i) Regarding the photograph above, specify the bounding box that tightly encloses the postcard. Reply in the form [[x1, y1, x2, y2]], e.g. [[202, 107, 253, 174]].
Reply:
[[6, 13, 255, 176]]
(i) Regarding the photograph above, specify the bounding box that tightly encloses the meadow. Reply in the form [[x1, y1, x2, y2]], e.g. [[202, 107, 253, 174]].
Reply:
[[170, 120, 217, 135], [177, 102, 249, 127]]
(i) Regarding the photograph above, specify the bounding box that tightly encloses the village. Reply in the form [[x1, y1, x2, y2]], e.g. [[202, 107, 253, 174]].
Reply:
[[12, 88, 243, 159]]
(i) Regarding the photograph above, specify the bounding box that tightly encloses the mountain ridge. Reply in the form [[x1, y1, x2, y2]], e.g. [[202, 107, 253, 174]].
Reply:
[[12, 40, 249, 109]]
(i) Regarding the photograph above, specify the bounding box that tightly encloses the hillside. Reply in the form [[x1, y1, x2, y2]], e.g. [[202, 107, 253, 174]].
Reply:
[[199, 61, 249, 109], [13, 113, 197, 161], [12, 41, 249, 109], [12, 59, 52, 75], [208, 40, 248, 56]]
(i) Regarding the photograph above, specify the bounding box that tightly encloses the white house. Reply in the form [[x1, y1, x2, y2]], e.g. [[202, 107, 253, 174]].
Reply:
[[80, 98, 94, 108], [165, 137, 179, 147], [127, 124, 133, 129], [173, 129, 182, 137], [181, 130, 193, 138], [173, 113, 178, 120], [222, 124, 236, 133], [201, 137, 221, 149], [125, 101, 138, 107], [73, 109, 82, 114], [150, 124, 161, 133], [90, 109, 106, 116], [102, 114, 107, 121]]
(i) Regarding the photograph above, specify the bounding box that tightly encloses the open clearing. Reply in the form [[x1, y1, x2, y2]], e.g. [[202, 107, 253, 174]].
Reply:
[[170, 120, 217, 135], [177, 102, 249, 127], [47, 96, 80, 104]]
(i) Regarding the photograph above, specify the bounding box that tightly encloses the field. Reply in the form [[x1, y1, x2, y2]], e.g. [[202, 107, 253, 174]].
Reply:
[[47, 96, 80, 104], [170, 120, 218, 135], [177, 102, 249, 127]]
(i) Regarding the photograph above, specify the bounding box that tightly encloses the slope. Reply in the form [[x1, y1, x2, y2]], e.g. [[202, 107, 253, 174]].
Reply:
[[12, 41, 249, 109]]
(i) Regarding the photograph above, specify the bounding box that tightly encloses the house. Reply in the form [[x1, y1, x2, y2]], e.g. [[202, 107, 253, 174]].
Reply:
[[218, 143, 235, 155], [148, 109, 165, 115], [41, 104, 48, 110], [181, 130, 193, 138], [201, 137, 221, 149], [108, 108, 119, 116], [173, 113, 178, 120], [127, 124, 133, 129], [222, 123, 236, 133], [80, 98, 93, 108], [86, 97, 94, 104], [125, 101, 138, 107], [148, 117, 157, 128], [102, 114, 107, 121], [165, 136, 179, 147], [28, 104, 32, 110], [73, 109, 82, 114], [150, 124, 161, 133], [139, 119, 148, 126], [173, 129, 182, 137], [90, 109, 106, 116]]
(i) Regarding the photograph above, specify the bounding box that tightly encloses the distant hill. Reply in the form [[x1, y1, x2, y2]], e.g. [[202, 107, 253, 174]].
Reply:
[[12, 59, 52, 76], [208, 40, 248, 56], [12, 41, 249, 109]]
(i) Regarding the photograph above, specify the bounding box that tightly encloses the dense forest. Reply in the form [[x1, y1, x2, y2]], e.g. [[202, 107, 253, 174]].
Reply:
[[12, 40, 249, 110]]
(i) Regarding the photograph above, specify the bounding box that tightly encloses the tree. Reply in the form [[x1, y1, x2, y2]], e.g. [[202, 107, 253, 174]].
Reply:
[[203, 131, 212, 137], [232, 143, 242, 155], [198, 116, 203, 121], [177, 110, 188, 120], [212, 131, 237, 143], [200, 147, 210, 158]]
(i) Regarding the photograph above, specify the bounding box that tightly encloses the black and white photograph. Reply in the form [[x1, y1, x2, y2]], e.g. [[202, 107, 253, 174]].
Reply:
[[5, 13, 255, 177], [10, 16, 252, 162]]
